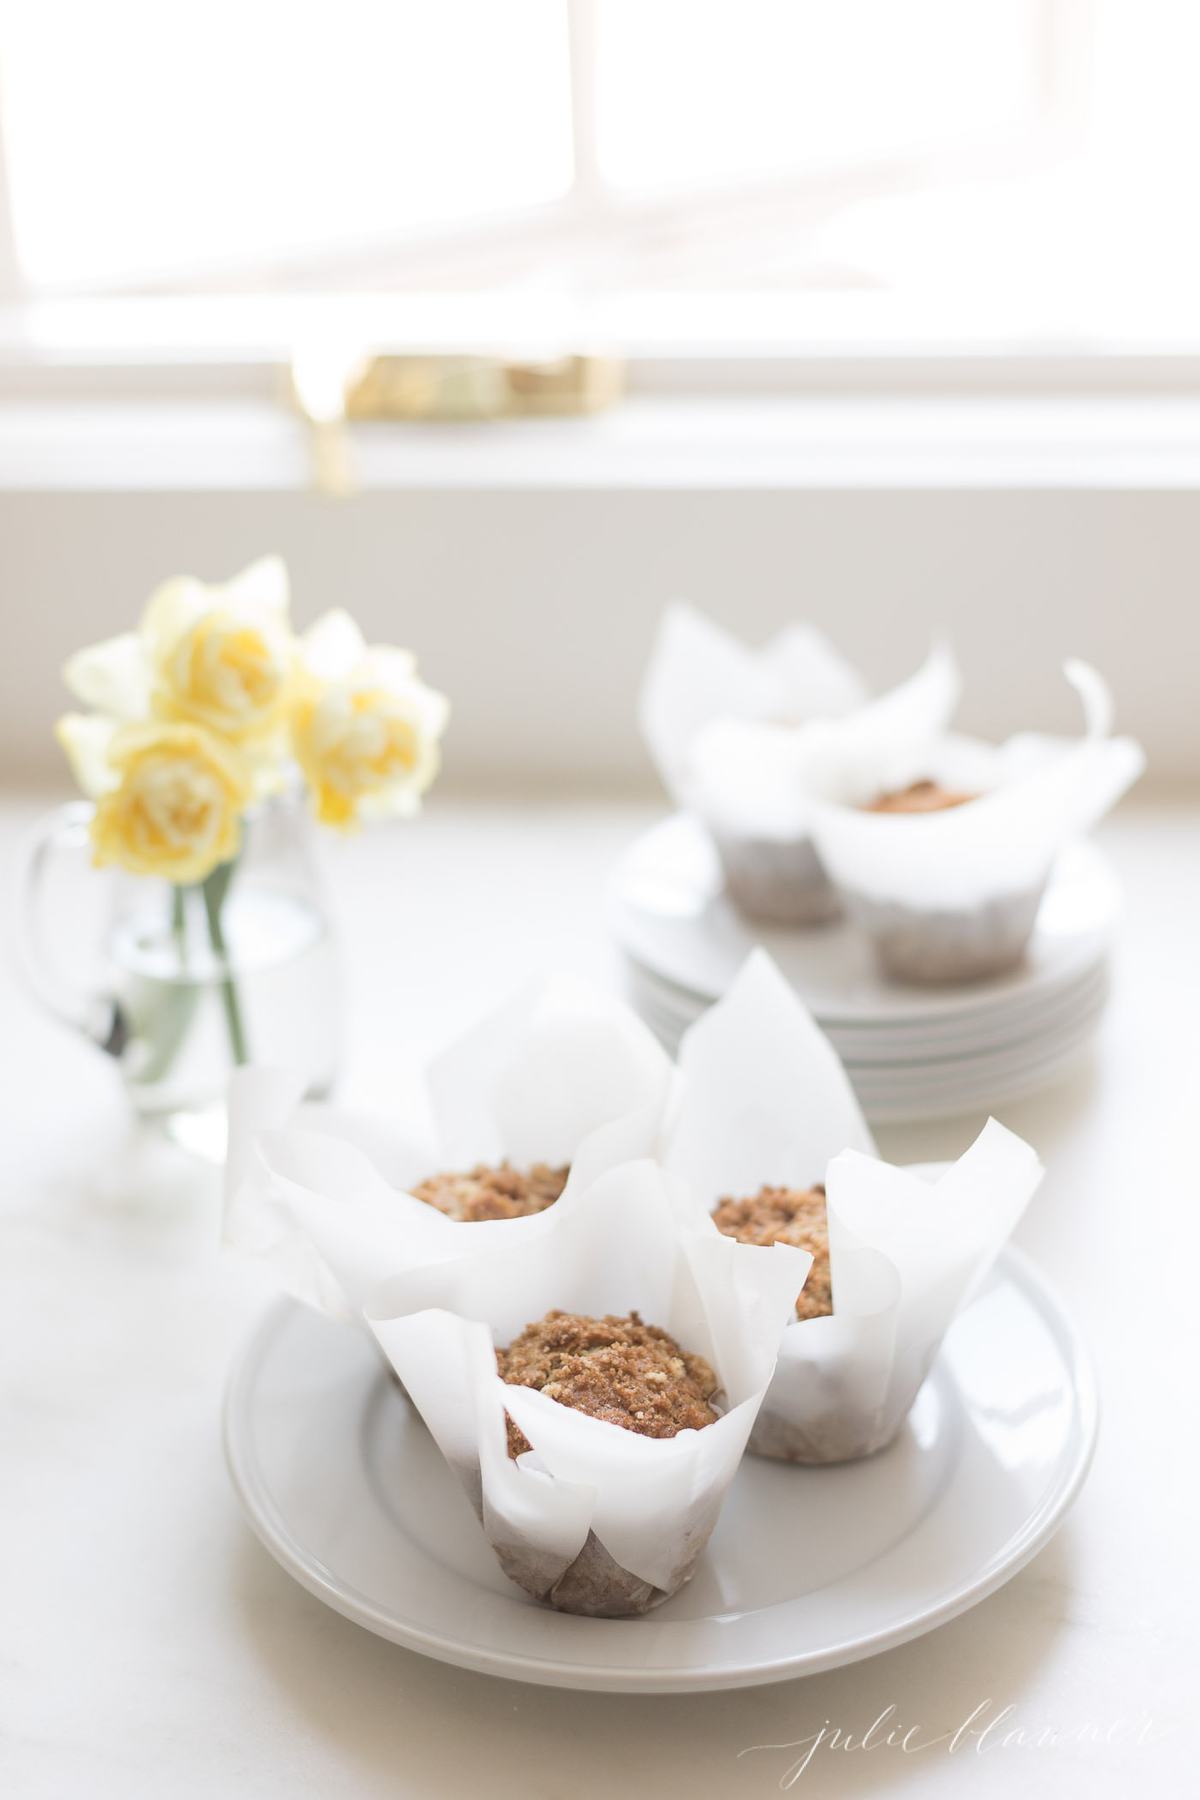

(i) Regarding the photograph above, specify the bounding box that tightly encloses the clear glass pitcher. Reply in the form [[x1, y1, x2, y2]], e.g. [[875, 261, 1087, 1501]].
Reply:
[[18, 790, 342, 1158]]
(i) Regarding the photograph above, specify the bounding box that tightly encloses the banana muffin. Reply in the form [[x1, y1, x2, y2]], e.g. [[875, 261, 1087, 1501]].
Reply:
[[497, 1309, 720, 1457], [867, 779, 975, 814], [411, 1160, 569, 1222], [711, 1183, 832, 1320]]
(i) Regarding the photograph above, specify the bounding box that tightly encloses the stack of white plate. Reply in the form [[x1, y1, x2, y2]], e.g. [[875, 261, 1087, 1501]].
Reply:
[[608, 814, 1117, 1124]]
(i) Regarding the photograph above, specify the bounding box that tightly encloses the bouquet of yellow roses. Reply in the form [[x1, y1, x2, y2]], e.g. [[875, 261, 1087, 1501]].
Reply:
[[52, 556, 447, 1080]]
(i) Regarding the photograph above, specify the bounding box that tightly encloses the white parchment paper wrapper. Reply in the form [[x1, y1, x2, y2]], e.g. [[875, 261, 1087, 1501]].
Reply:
[[642, 611, 960, 924], [224, 976, 675, 1326], [639, 602, 868, 801], [663, 951, 1045, 1462], [807, 659, 1145, 982], [366, 1158, 810, 1615]]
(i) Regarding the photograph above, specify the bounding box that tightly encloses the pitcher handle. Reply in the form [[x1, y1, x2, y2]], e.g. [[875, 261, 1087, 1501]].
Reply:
[[15, 802, 128, 1055]]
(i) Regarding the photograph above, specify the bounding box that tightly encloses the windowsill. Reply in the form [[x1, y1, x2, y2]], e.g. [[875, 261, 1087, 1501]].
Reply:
[[5, 292, 1200, 491], [5, 393, 1200, 491]]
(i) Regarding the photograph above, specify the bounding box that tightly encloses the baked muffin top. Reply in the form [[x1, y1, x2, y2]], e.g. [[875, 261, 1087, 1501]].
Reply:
[[711, 1184, 832, 1320], [497, 1310, 720, 1455], [411, 1160, 569, 1222], [866, 779, 976, 814]]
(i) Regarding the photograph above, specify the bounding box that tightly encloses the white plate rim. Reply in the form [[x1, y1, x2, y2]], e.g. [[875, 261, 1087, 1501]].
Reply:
[[223, 1246, 1099, 1694]]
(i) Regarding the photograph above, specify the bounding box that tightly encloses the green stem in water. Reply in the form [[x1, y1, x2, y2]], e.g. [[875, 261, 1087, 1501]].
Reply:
[[171, 883, 187, 959], [200, 857, 249, 1067], [131, 882, 200, 1085]]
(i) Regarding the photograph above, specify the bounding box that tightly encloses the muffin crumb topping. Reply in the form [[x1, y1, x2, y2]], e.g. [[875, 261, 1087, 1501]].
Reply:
[[711, 1184, 833, 1320], [866, 779, 976, 814], [497, 1310, 719, 1456], [411, 1160, 568, 1222]]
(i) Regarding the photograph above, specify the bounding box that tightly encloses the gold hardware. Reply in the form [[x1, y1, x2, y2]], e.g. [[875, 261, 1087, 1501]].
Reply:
[[341, 352, 624, 421], [290, 349, 624, 494]]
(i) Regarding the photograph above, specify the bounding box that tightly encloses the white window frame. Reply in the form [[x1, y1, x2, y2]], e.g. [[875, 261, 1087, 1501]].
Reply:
[[4, 0, 1198, 397], [0, 0, 1092, 299]]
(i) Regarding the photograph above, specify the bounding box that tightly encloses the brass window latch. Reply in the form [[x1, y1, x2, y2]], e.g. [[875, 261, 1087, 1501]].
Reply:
[[341, 352, 624, 421], [292, 349, 623, 424], [290, 349, 625, 492]]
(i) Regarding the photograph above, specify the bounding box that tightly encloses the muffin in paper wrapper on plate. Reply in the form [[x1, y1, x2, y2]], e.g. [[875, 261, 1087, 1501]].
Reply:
[[639, 603, 866, 925], [807, 660, 1145, 984], [364, 1158, 810, 1617], [223, 976, 675, 1338], [638, 604, 960, 926], [662, 951, 1046, 1464]]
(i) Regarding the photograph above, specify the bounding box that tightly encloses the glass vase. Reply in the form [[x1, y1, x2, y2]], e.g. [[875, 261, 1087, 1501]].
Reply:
[[18, 790, 342, 1160]]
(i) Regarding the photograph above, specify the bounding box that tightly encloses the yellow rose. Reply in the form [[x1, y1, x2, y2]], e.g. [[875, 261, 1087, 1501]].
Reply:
[[57, 715, 252, 884], [63, 556, 295, 757], [291, 611, 448, 828]]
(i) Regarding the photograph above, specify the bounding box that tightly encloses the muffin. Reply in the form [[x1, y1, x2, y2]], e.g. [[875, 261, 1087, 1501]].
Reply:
[[841, 883, 1046, 984], [368, 1157, 809, 1617], [411, 1160, 569, 1222], [816, 767, 1043, 984], [707, 820, 843, 926], [691, 648, 962, 928], [353, 1166, 564, 1394], [639, 610, 962, 932], [809, 662, 1144, 985], [711, 1185, 832, 1320], [225, 975, 675, 1327], [852, 780, 1029, 980], [498, 1310, 720, 1457], [491, 1310, 725, 1611], [866, 779, 975, 815], [662, 951, 1048, 1465]]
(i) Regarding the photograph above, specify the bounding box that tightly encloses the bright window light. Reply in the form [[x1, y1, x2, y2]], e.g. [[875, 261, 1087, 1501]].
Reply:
[[0, 0, 574, 288], [593, 0, 1043, 191], [1, 0, 1199, 340]]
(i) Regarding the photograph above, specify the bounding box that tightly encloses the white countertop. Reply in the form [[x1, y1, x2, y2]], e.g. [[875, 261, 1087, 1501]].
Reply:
[[2, 793, 1197, 1799]]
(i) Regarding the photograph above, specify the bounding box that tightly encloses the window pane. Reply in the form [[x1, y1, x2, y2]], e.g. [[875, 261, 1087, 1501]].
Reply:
[[595, 0, 1043, 191], [814, 0, 1200, 312], [0, 0, 573, 288]]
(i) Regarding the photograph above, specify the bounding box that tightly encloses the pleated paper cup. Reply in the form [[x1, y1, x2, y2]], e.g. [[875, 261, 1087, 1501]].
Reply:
[[224, 975, 675, 1334], [639, 603, 880, 924], [808, 661, 1145, 984], [367, 1159, 809, 1616], [662, 951, 1045, 1464], [645, 623, 960, 926]]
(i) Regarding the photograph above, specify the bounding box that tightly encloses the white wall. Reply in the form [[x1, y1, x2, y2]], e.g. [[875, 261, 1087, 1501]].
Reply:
[[2, 436, 1198, 792]]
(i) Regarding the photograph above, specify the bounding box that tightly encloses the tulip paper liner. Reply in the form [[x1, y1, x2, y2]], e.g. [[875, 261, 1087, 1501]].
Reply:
[[224, 976, 675, 1326], [365, 1158, 811, 1616], [807, 660, 1146, 983], [639, 602, 868, 803], [642, 612, 960, 925], [663, 952, 1045, 1464]]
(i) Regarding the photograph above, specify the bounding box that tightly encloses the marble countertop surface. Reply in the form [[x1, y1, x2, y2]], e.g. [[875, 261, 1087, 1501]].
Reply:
[[2, 792, 1196, 1799]]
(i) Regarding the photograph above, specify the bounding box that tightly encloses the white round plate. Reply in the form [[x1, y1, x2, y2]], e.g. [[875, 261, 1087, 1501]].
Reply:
[[849, 1033, 1101, 1122], [842, 987, 1108, 1094], [224, 1248, 1097, 1694], [857, 1046, 1095, 1125], [608, 814, 1119, 1027], [623, 950, 1110, 1061], [629, 986, 1101, 1121]]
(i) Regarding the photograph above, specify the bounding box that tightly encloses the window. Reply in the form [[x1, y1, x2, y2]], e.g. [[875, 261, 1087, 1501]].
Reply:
[[0, 0, 1197, 363], [0, 2, 574, 291]]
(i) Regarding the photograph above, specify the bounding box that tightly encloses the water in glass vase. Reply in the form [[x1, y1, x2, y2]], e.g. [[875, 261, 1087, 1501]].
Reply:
[[110, 884, 340, 1159]]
